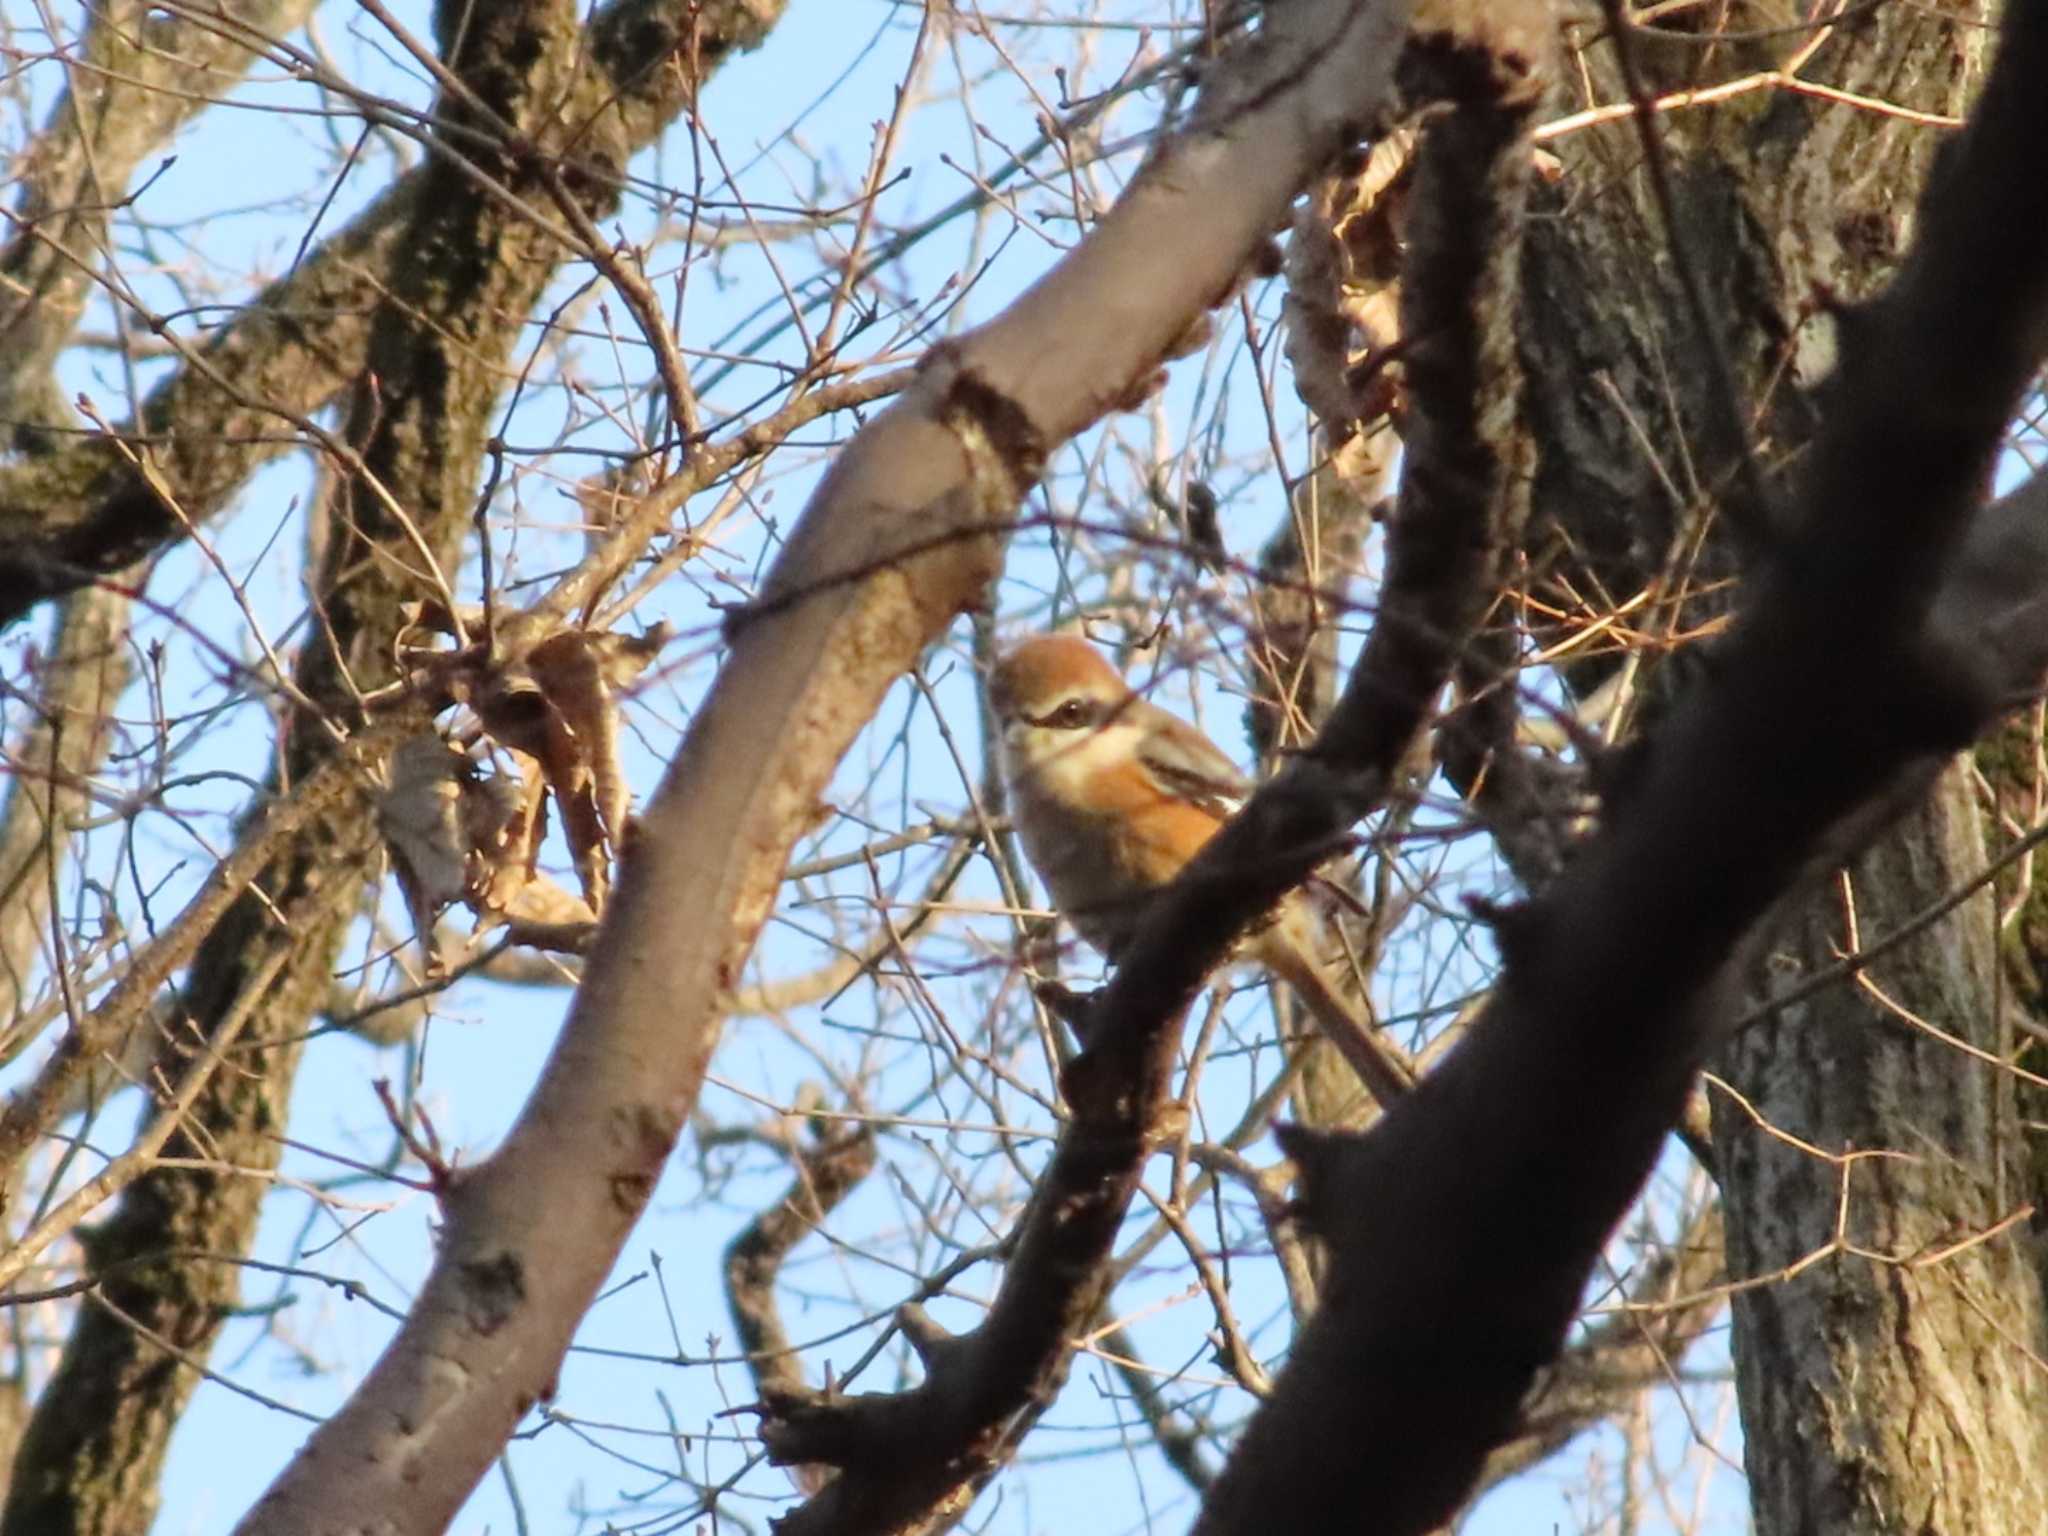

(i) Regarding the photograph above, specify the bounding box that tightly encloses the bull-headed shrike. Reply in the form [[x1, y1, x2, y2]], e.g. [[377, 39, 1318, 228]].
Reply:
[[989, 634, 1413, 1104]]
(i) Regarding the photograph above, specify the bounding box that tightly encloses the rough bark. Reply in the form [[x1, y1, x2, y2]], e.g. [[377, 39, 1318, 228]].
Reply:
[[1719, 772, 2048, 1535], [1505, 4, 2048, 1532], [1518, 1, 1982, 669], [1192, 0, 2048, 1530], [1980, 465, 2048, 1258]]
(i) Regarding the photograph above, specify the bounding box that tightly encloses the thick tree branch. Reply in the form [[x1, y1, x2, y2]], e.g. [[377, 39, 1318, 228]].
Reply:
[[1191, 7, 2048, 1533], [751, 10, 1539, 1533], [230, 3, 1418, 1531], [723, 1121, 879, 1494], [1462, 1202, 1725, 1507], [724, 1125, 879, 1404]]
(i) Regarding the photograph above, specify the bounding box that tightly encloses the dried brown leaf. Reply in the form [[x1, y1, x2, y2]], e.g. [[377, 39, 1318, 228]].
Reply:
[[527, 630, 630, 911]]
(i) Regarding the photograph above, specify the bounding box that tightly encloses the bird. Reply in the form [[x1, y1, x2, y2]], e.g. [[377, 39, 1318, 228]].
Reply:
[[988, 633, 1413, 1104]]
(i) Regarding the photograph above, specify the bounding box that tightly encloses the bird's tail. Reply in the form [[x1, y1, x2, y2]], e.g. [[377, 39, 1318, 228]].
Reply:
[[1255, 905, 1416, 1107]]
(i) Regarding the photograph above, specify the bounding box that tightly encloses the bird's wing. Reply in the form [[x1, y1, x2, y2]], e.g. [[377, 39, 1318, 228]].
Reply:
[[1131, 701, 1252, 820]]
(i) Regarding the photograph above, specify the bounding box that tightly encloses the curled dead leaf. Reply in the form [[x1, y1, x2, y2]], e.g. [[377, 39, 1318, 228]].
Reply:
[[397, 619, 672, 928]]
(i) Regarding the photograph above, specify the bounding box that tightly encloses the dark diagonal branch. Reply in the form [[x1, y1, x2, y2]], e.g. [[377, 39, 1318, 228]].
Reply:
[[754, 9, 1542, 1534], [1192, 8, 2048, 1535], [1463, 1202, 1725, 1509]]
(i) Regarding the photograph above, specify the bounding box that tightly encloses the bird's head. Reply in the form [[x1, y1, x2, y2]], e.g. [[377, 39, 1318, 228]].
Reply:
[[988, 634, 1135, 780]]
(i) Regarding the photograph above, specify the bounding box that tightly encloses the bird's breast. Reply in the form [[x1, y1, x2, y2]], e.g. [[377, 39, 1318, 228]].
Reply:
[[1007, 769, 1223, 959]]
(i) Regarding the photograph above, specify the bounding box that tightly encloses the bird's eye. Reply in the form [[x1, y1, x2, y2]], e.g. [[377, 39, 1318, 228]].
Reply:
[[1052, 698, 1091, 729]]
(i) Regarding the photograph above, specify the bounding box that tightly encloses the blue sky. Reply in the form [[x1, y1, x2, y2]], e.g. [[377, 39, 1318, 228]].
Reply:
[[0, 2, 1745, 1531]]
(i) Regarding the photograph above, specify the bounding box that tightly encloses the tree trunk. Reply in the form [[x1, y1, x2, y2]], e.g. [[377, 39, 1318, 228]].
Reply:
[[1511, 3, 2048, 1530], [1717, 769, 2048, 1534], [0, 854, 361, 1536]]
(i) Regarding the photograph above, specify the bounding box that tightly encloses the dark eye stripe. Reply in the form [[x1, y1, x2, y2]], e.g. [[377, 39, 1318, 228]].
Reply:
[[1030, 697, 1097, 730]]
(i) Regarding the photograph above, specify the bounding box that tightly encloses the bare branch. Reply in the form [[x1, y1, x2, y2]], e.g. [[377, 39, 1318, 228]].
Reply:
[[0, 710, 417, 1206], [752, 7, 1535, 1531], [724, 1120, 880, 1493], [0, 0, 783, 626], [1465, 1202, 1726, 1504], [229, 3, 1422, 1529], [0, 588, 130, 1040], [0, 0, 319, 438]]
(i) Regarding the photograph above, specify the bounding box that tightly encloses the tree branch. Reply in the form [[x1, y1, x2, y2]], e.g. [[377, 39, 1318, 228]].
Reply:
[[0, 0, 783, 627], [230, 3, 1420, 1531], [0, 589, 130, 1048], [1192, 5, 2048, 1532], [723, 1120, 879, 1494], [752, 7, 1537, 1531], [0, 0, 318, 441]]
